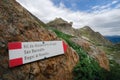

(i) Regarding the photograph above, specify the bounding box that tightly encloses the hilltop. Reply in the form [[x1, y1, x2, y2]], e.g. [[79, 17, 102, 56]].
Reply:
[[47, 18, 112, 46], [78, 26, 112, 45], [47, 18, 75, 36]]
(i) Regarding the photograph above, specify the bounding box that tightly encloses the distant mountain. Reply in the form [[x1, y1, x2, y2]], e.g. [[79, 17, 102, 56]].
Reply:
[[77, 26, 112, 46], [105, 36, 120, 44], [47, 18, 112, 46]]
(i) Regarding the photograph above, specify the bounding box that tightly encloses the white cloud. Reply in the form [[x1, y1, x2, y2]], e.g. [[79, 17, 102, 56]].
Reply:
[[116, 3, 120, 8], [16, 0, 120, 36], [59, 2, 66, 8], [112, 0, 119, 4], [92, 0, 119, 10], [92, 5, 99, 10]]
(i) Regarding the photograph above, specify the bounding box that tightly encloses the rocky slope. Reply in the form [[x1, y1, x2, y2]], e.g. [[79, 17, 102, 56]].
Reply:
[[71, 37, 109, 70], [78, 26, 112, 45], [47, 18, 75, 36], [47, 18, 112, 46], [0, 0, 79, 80], [48, 18, 110, 70]]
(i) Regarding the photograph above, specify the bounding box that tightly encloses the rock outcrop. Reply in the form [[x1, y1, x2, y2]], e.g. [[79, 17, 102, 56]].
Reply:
[[47, 18, 112, 46], [47, 18, 110, 70], [47, 18, 75, 36], [77, 26, 112, 45], [71, 38, 110, 70], [0, 0, 79, 80]]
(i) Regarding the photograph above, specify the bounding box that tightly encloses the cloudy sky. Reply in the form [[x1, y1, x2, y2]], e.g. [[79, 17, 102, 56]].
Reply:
[[16, 0, 120, 36]]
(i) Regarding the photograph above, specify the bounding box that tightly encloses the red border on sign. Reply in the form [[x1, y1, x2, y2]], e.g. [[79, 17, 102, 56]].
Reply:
[[62, 41, 68, 53], [8, 42, 22, 50], [9, 58, 23, 67]]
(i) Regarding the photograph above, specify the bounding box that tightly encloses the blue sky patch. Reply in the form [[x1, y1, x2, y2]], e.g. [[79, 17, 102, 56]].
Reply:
[[52, 0, 120, 12]]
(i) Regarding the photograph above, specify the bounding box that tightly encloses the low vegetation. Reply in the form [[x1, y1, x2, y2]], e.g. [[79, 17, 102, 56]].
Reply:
[[53, 29, 120, 80]]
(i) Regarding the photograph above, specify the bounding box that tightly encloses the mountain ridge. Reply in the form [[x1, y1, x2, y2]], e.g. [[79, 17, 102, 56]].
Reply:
[[47, 16, 120, 79], [105, 36, 120, 43], [47, 18, 75, 36], [47, 18, 112, 46], [47, 18, 110, 70]]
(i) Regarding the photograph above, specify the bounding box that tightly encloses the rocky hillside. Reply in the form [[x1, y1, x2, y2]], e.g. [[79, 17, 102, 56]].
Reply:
[[47, 18, 112, 46], [47, 17, 120, 80], [47, 18, 75, 36], [0, 0, 79, 80], [48, 18, 110, 71], [78, 26, 112, 45], [71, 37, 109, 70]]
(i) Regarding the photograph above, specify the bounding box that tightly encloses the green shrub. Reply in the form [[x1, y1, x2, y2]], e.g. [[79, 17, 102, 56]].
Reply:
[[103, 60, 120, 80], [53, 29, 105, 80], [53, 29, 120, 80]]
